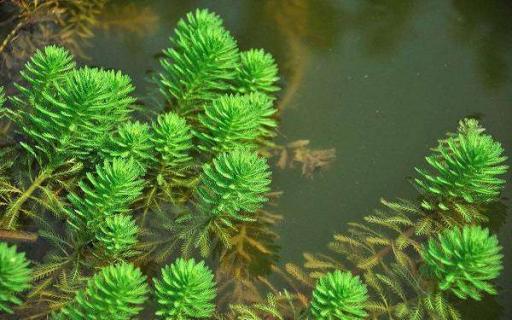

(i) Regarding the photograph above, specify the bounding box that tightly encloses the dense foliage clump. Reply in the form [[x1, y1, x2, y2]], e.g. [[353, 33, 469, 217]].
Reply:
[[0, 242, 31, 314], [421, 225, 503, 300], [154, 258, 216, 319]]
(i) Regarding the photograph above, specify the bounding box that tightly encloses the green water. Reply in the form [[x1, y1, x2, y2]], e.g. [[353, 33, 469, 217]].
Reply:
[[86, 0, 512, 318]]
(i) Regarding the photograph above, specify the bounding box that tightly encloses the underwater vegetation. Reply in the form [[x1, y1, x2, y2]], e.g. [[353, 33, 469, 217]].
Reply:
[[0, 6, 508, 320]]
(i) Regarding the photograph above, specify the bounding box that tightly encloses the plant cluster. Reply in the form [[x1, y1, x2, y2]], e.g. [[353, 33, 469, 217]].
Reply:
[[281, 118, 508, 319], [0, 7, 508, 320], [0, 8, 284, 319]]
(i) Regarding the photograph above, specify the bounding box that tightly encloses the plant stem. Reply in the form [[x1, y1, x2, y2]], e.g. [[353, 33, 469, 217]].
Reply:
[[1, 167, 52, 230], [0, 229, 38, 242], [0, 19, 25, 56]]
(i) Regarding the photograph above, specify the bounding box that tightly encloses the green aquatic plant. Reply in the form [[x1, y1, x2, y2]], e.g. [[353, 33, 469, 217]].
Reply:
[[195, 94, 271, 153], [54, 263, 148, 320], [13, 59, 134, 163], [158, 9, 238, 112], [154, 258, 216, 319], [152, 112, 194, 171], [1, 46, 136, 230], [13, 45, 75, 102], [310, 270, 368, 320], [196, 149, 271, 221], [421, 225, 503, 300], [0, 86, 6, 108], [102, 121, 154, 170], [94, 214, 139, 260], [0, 242, 31, 314], [66, 158, 144, 237], [235, 49, 280, 95], [415, 118, 508, 222], [176, 149, 271, 256]]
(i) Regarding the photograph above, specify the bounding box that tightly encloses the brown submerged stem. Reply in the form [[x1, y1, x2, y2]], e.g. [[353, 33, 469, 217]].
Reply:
[[0, 19, 25, 56], [0, 229, 38, 242]]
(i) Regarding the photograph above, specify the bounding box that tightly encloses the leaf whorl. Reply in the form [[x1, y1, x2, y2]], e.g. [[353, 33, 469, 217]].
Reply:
[[154, 258, 216, 319], [0, 242, 31, 314], [421, 225, 503, 300]]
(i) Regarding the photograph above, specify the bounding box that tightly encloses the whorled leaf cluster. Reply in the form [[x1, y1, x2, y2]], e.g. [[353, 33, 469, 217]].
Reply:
[[0, 242, 31, 314], [421, 225, 503, 300], [154, 258, 216, 319]]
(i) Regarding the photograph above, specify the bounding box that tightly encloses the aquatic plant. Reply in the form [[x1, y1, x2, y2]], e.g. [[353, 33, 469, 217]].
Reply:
[[0, 86, 5, 108], [54, 263, 148, 320], [158, 9, 238, 112], [0, 6, 506, 320], [196, 149, 271, 221], [66, 158, 144, 238], [1, 45, 136, 230], [0, 242, 31, 314], [154, 258, 216, 319], [102, 121, 154, 170], [310, 270, 368, 320], [151, 112, 194, 172], [415, 118, 508, 222], [281, 119, 508, 320], [235, 49, 280, 95], [195, 94, 270, 153], [421, 225, 503, 300], [94, 214, 139, 260]]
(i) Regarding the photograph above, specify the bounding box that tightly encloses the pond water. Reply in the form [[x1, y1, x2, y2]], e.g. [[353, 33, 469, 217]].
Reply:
[[82, 0, 510, 318]]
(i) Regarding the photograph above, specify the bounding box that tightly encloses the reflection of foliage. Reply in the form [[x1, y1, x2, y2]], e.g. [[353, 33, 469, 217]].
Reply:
[[0, 0, 108, 82], [354, 0, 417, 56], [154, 258, 216, 319], [451, 0, 512, 88], [421, 225, 503, 301], [97, 3, 159, 37], [216, 209, 281, 305]]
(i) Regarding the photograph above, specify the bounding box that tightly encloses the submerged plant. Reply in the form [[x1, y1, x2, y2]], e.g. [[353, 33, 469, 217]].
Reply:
[[154, 258, 216, 319], [415, 118, 508, 221], [0, 242, 31, 314], [310, 270, 368, 320], [54, 263, 148, 320], [421, 225, 503, 300]]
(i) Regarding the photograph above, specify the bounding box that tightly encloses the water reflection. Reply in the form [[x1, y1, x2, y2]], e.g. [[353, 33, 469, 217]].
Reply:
[[450, 0, 512, 89]]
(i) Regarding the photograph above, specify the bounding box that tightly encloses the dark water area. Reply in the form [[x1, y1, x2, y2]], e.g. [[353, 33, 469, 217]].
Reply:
[[83, 0, 512, 318]]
